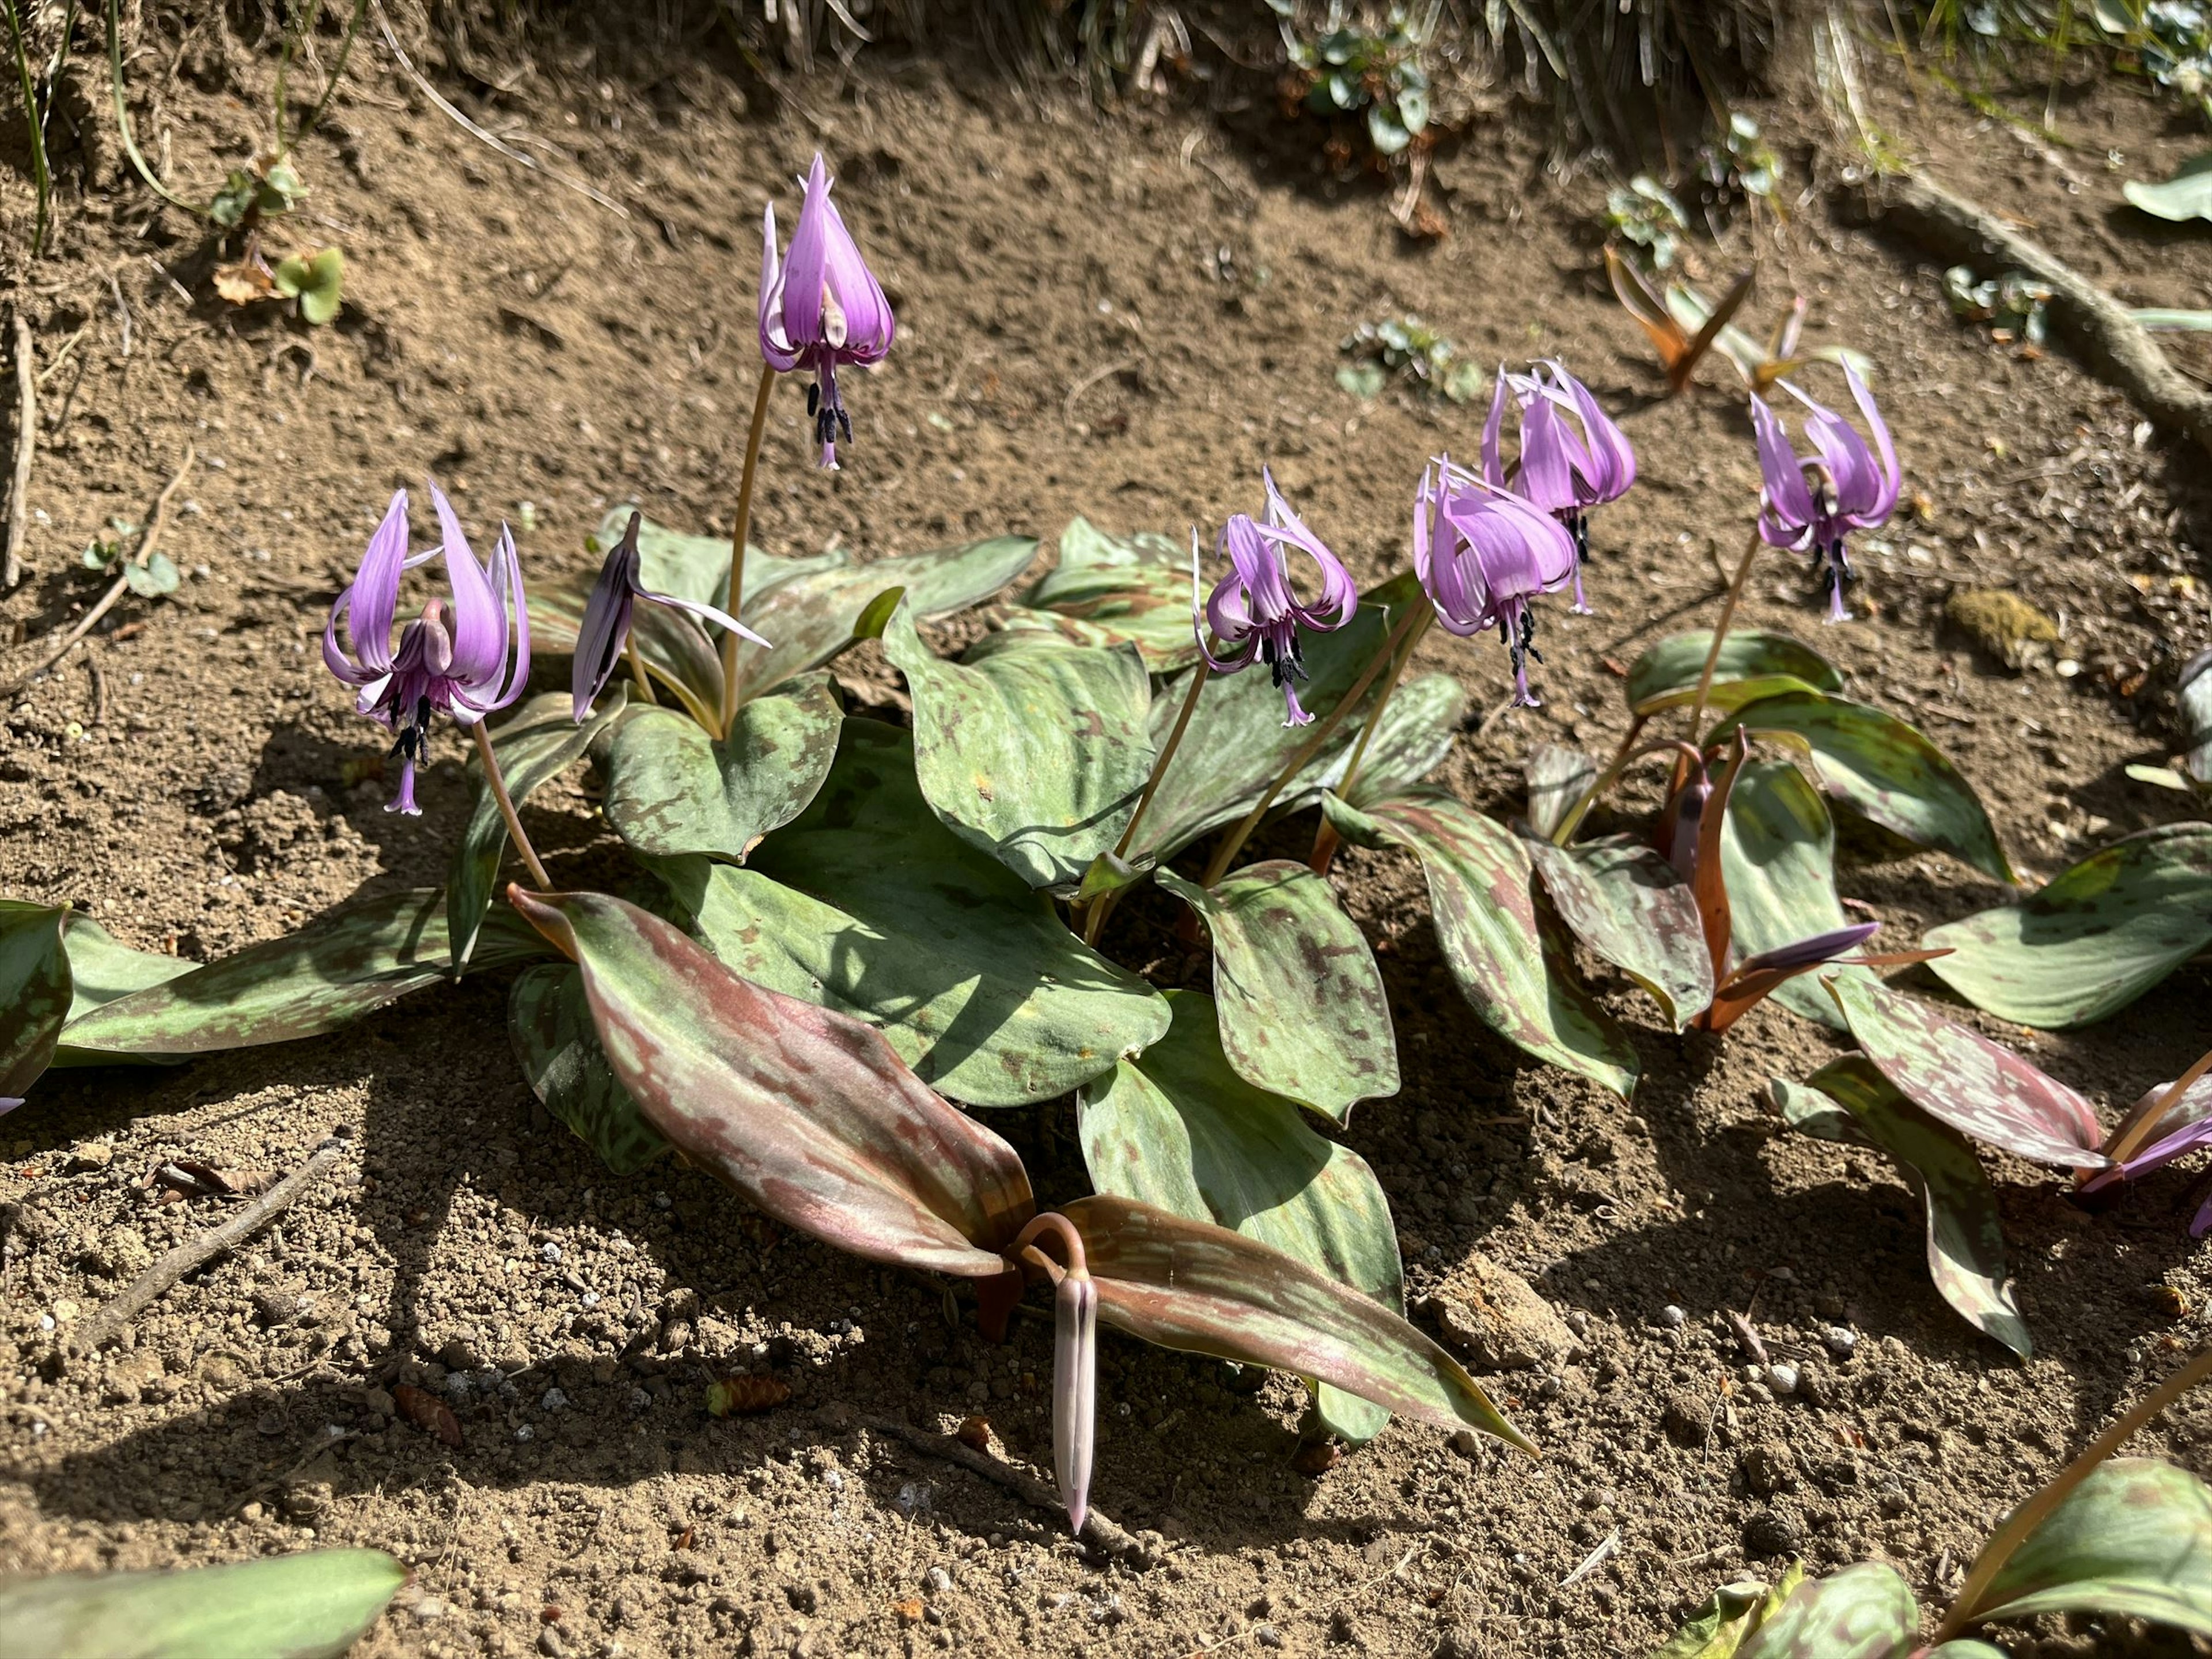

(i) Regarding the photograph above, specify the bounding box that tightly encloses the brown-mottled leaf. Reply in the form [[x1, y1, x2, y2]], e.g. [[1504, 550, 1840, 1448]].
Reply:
[[1358, 789, 1637, 1097], [1735, 1563, 1919, 1659], [509, 888, 1035, 1277], [1153, 861, 1397, 1121], [1653, 1563, 1806, 1659], [1824, 974, 2108, 1169], [1524, 743, 1597, 843], [0, 902, 70, 1104], [1923, 824, 2212, 1029], [1624, 630, 1844, 718], [1009, 517, 1202, 672], [1525, 834, 1713, 1032], [600, 679, 842, 864], [1780, 1057, 2030, 1357], [1061, 1194, 1532, 1452], [1719, 758, 1875, 1028], [59, 914, 192, 1025], [508, 963, 669, 1176], [1967, 1457, 2212, 1635]]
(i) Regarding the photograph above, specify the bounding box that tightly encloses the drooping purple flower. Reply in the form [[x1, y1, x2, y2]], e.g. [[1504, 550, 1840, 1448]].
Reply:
[[1414, 456, 1578, 707], [759, 153, 896, 470], [571, 512, 770, 721], [1053, 1267, 1098, 1534], [323, 484, 530, 815], [1482, 360, 1637, 615], [1751, 363, 1900, 625], [1193, 469, 1358, 726]]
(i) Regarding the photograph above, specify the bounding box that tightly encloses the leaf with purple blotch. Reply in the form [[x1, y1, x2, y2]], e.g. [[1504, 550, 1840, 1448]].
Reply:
[[1823, 975, 2108, 1169], [1625, 628, 1844, 719], [1524, 834, 1712, 1032], [0, 902, 70, 1107], [1778, 1056, 2030, 1357], [1734, 1562, 1919, 1659], [1719, 759, 1876, 1028], [1923, 824, 2212, 1029], [1523, 743, 1597, 842], [1154, 861, 1397, 1122], [1963, 1458, 2212, 1637], [509, 887, 1036, 1278]]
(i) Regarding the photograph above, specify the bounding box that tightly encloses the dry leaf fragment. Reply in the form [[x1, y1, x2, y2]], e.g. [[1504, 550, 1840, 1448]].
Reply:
[[392, 1382, 464, 1447], [706, 1374, 791, 1417], [213, 260, 274, 305], [892, 1597, 925, 1625], [955, 1415, 991, 1451]]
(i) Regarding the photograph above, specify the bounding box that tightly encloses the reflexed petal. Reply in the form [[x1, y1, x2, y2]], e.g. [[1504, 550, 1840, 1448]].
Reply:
[[1837, 361, 1901, 525], [1548, 362, 1637, 504], [780, 155, 834, 350], [1218, 515, 1291, 629], [1513, 395, 1577, 514], [479, 524, 532, 713], [641, 587, 771, 650], [1257, 468, 1357, 631], [758, 204, 802, 373], [1734, 921, 1880, 975], [573, 529, 641, 722], [1480, 372, 1510, 489], [1751, 393, 1816, 547], [431, 481, 506, 685], [331, 490, 411, 678]]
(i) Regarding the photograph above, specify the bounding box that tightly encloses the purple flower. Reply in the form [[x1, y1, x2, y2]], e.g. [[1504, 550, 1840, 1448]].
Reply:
[[571, 512, 770, 721], [1053, 1268, 1097, 1534], [2081, 1073, 2212, 1236], [1194, 469, 1358, 726], [1751, 363, 1900, 625], [1482, 361, 1637, 615], [1735, 922, 1880, 975], [323, 484, 530, 815], [1414, 456, 1578, 707], [759, 153, 896, 470]]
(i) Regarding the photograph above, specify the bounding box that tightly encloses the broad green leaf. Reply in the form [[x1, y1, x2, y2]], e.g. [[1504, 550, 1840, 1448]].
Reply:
[[1524, 743, 1597, 842], [1336, 673, 1467, 809], [1625, 629, 1843, 717], [122, 552, 181, 599], [1824, 974, 2108, 1169], [1154, 861, 1397, 1122], [1791, 1055, 2030, 1357], [1969, 1458, 2212, 1634], [601, 679, 841, 863], [1719, 759, 1875, 1027], [0, 902, 69, 1103], [2124, 150, 2212, 224], [1130, 576, 1421, 862], [1012, 517, 1202, 671], [509, 963, 668, 1176], [510, 888, 1036, 1277], [1078, 990, 1402, 1444], [685, 720, 1169, 1105], [1922, 824, 2212, 1028], [1525, 834, 1713, 1031], [451, 689, 629, 973], [883, 604, 1154, 889], [272, 247, 344, 324], [727, 535, 1040, 706], [1062, 1193, 1532, 1452], [57, 891, 550, 1061], [1349, 789, 1638, 1097], [590, 506, 847, 609], [0, 1547, 404, 1659], [60, 915, 191, 1023], [1654, 1565, 1806, 1659], [1711, 691, 2014, 883], [1735, 1563, 1918, 1659], [1634, 674, 1827, 717]]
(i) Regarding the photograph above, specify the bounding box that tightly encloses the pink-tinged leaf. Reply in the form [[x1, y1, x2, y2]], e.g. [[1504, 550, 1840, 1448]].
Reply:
[[1523, 834, 1713, 1032], [1824, 974, 2109, 1169], [1692, 733, 1751, 983], [1736, 1563, 1920, 1659], [0, 902, 70, 1103], [1060, 1194, 1533, 1453], [509, 888, 1035, 1277]]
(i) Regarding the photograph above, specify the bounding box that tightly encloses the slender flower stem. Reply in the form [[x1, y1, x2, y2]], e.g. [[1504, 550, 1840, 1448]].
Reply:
[[718, 362, 777, 737], [1683, 524, 1766, 741], [1934, 1343, 2212, 1643], [1009, 1211, 1090, 1282], [1309, 609, 1432, 874], [1200, 600, 1427, 891], [472, 719, 551, 891], [2099, 1046, 2212, 1171], [1548, 714, 1650, 847], [625, 635, 658, 704], [1081, 659, 1212, 948]]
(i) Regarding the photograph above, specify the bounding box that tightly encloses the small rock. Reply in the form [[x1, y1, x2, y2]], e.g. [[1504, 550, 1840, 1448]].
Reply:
[[538, 1241, 563, 1266], [1767, 1363, 1800, 1396], [1658, 1305, 1686, 1328], [1419, 1255, 1583, 1372], [252, 1290, 301, 1327], [1738, 1442, 1796, 1498], [65, 1142, 114, 1173], [541, 1387, 570, 1412], [411, 1597, 452, 1623], [1743, 1509, 1800, 1558], [365, 1387, 396, 1419], [537, 1630, 566, 1658], [441, 1336, 484, 1370], [1254, 1624, 1282, 1649], [1662, 1393, 1711, 1446], [1822, 1327, 1858, 1359], [1447, 1430, 1480, 1458], [925, 1567, 953, 1594]]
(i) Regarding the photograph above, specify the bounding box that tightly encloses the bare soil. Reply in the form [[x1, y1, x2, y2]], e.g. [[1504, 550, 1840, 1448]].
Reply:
[[2, 11, 2211, 1656]]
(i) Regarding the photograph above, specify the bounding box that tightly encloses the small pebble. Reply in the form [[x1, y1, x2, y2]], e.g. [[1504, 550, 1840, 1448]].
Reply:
[[627, 1388, 652, 1410], [1823, 1327, 1858, 1358], [516, 1424, 535, 1441], [1658, 1305, 1686, 1328], [541, 1387, 570, 1412], [538, 1242, 563, 1265], [1767, 1363, 1800, 1396], [925, 1567, 953, 1593]]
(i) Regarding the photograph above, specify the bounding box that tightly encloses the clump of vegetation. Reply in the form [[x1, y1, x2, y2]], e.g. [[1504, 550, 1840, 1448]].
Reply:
[[1944, 264, 2055, 351], [1606, 175, 1691, 270], [1336, 315, 1483, 401], [1274, 1, 1436, 159]]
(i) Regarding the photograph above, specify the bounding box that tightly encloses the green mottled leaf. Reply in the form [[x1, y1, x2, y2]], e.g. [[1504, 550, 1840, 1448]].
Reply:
[[59, 915, 191, 1024], [1154, 861, 1397, 1122], [1969, 1458, 2212, 1635], [884, 604, 1154, 889], [1362, 789, 1638, 1097], [1824, 974, 2108, 1169], [0, 1547, 405, 1658], [1923, 824, 2212, 1028], [681, 719, 1169, 1105], [57, 891, 549, 1060], [0, 902, 69, 1104], [1525, 834, 1713, 1032], [1736, 1563, 1919, 1659], [510, 888, 1036, 1278], [2125, 150, 2212, 224], [601, 679, 841, 863], [1635, 674, 1828, 717], [1062, 1194, 1531, 1452], [1524, 743, 1597, 842], [1719, 759, 1876, 1027], [1654, 1565, 1806, 1659], [1626, 629, 1843, 718], [1789, 1055, 2030, 1357], [1012, 517, 1202, 671], [1338, 673, 1467, 809], [1078, 990, 1402, 1443], [1711, 691, 2013, 882], [509, 963, 668, 1176], [452, 689, 629, 973]]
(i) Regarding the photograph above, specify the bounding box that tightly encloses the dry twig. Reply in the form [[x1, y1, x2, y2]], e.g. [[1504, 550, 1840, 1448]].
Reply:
[[859, 1414, 1143, 1558], [5, 313, 33, 591], [71, 1139, 347, 1355]]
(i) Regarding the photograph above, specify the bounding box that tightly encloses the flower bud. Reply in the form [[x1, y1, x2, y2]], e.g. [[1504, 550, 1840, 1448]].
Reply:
[[1053, 1270, 1098, 1535]]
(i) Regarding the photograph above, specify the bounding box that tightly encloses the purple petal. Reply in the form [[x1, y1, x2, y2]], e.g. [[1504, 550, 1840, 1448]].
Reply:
[[573, 524, 641, 721], [478, 524, 531, 714], [1838, 361, 1901, 525], [1735, 921, 1880, 975], [1548, 361, 1636, 504], [1751, 393, 1815, 548], [1480, 371, 1510, 489], [1257, 469, 1357, 631], [779, 155, 833, 350], [1513, 395, 1578, 515], [430, 482, 506, 687], [757, 204, 801, 373], [325, 490, 411, 683], [818, 192, 895, 362]]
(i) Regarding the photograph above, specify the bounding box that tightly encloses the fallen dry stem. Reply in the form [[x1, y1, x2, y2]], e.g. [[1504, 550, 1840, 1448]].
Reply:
[[5, 312, 31, 590], [859, 1414, 1140, 1558], [71, 1138, 347, 1355]]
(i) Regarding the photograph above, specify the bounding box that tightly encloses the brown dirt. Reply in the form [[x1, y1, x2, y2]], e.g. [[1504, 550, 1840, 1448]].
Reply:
[[3, 12, 2211, 1657]]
